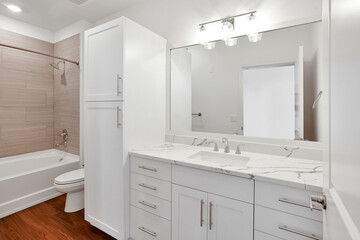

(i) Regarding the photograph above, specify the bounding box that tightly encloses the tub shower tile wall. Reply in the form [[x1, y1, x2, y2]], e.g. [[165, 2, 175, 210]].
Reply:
[[0, 29, 54, 158], [0, 29, 80, 158], [54, 34, 80, 155]]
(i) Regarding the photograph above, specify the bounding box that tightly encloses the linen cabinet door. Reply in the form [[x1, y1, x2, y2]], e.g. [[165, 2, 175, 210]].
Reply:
[[207, 194, 253, 240], [84, 19, 124, 101], [172, 184, 207, 240], [84, 101, 124, 238]]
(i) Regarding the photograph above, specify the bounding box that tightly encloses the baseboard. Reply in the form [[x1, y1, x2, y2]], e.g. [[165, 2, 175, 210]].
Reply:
[[85, 214, 121, 239], [0, 187, 63, 219]]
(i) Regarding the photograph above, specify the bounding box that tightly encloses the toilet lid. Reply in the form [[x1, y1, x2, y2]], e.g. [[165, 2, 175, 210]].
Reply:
[[55, 168, 84, 185]]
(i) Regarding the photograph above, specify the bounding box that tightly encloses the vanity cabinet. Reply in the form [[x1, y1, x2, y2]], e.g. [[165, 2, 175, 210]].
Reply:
[[172, 184, 253, 240], [172, 165, 254, 240], [254, 181, 323, 240], [129, 155, 323, 240], [129, 157, 172, 240]]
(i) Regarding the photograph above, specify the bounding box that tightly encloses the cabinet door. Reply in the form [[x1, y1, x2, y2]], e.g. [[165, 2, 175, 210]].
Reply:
[[172, 184, 208, 240], [84, 101, 124, 238], [208, 194, 253, 240], [84, 19, 124, 101]]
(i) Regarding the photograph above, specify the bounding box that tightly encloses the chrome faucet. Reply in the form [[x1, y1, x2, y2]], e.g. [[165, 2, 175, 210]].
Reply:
[[235, 144, 245, 155], [55, 129, 68, 148], [208, 141, 219, 152], [222, 138, 230, 153]]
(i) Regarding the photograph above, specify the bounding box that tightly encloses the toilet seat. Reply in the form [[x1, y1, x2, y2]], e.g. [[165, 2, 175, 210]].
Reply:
[[55, 168, 84, 185]]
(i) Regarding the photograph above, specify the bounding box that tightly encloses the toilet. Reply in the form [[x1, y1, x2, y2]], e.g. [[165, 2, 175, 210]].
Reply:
[[54, 168, 84, 213]]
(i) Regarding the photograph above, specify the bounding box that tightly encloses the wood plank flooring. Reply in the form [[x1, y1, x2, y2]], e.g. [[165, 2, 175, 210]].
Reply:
[[0, 195, 116, 240]]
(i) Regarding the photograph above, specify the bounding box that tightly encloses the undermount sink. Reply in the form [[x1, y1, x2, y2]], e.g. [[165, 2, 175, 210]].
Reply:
[[188, 151, 250, 167]]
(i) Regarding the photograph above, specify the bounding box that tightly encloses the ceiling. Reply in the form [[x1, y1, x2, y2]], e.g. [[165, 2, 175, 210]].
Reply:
[[0, 0, 145, 31]]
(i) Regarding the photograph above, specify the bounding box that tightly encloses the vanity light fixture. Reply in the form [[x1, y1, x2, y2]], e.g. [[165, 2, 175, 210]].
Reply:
[[199, 25, 216, 50], [221, 18, 237, 46], [247, 13, 262, 43], [6, 4, 22, 13], [198, 11, 261, 49]]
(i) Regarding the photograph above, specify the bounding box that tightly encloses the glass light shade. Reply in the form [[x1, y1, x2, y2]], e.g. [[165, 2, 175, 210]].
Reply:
[[248, 33, 262, 42], [203, 42, 216, 50], [224, 38, 238, 47], [221, 20, 234, 41]]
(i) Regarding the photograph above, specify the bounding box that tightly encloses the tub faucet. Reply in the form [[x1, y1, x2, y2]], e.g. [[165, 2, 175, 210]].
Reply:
[[222, 138, 230, 153], [55, 129, 68, 148]]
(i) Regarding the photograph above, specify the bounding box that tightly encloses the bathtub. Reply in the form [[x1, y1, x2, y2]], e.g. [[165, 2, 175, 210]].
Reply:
[[0, 149, 81, 218]]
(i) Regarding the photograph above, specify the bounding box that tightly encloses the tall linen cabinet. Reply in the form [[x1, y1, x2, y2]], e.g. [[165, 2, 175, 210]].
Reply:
[[83, 17, 166, 239]]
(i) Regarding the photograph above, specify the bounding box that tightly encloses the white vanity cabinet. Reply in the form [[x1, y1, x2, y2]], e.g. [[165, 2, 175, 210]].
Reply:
[[129, 155, 323, 240], [172, 165, 254, 240], [254, 181, 323, 240], [172, 184, 253, 240], [129, 156, 172, 240]]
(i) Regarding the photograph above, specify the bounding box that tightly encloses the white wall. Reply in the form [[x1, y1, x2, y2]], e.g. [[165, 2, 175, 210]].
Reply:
[[0, 14, 53, 42], [0, 14, 93, 43], [174, 22, 321, 141]]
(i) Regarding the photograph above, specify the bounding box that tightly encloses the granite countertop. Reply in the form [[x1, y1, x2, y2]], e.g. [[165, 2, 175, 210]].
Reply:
[[129, 143, 323, 192]]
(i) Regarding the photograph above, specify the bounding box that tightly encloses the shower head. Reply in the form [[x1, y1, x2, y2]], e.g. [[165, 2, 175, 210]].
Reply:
[[50, 61, 65, 70]]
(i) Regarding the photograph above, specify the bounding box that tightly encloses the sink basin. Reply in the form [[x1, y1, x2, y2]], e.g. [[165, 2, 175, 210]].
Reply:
[[188, 151, 249, 167]]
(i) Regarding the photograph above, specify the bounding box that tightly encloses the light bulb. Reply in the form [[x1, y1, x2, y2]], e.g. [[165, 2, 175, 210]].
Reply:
[[247, 13, 262, 43], [248, 33, 262, 43], [203, 42, 216, 50], [221, 19, 234, 42], [224, 38, 237, 47]]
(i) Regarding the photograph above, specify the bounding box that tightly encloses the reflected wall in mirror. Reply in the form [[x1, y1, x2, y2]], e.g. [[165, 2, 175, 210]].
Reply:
[[170, 22, 323, 142]]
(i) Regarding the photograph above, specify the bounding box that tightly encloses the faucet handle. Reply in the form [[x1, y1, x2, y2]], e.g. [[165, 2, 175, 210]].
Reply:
[[208, 141, 219, 152], [235, 144, 245, 155]]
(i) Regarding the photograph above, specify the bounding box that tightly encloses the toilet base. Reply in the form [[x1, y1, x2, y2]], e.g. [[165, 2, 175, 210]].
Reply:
[[65, 190, 84, 213]]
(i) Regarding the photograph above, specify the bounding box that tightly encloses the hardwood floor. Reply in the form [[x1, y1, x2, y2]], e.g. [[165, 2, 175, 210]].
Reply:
[[0, 195, 116, 240]]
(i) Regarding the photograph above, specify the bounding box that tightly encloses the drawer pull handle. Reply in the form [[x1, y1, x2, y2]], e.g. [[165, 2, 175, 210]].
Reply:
[[279, 225, 321, 240], [138, 200, 157, 209], [209, 201, 213, 230], [138, 183, 157, 191], [138, 166, 157, 172], [200, 200, 204, 227], [279, 198, 322, 211], [138, 226, 157, 237]]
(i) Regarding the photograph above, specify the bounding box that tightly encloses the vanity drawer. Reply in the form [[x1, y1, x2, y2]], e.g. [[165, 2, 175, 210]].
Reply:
[[255, 181, 322, 221], [131, 173, 171, 201], [130, 206, 171, 240], [131, 189, 171, 220], [131, 156, 171, 181], [255, 231, 283, 240], [255, 206, 323, 240], [172, 165, 254, 203]]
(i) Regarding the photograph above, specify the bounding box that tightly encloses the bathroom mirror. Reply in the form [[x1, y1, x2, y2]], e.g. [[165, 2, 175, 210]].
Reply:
[[170, 21, 323, 142]]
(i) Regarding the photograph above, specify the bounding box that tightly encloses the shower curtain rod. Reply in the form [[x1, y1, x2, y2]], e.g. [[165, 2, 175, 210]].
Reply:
[[0, 43, 79, 67]]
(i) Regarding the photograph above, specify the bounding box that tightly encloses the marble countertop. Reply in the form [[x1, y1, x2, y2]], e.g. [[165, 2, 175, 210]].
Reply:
[[129, 144, 323, 192]]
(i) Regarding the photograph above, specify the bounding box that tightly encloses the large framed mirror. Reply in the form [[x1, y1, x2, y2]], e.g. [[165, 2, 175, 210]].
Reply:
[[170, 21, 323, 142]]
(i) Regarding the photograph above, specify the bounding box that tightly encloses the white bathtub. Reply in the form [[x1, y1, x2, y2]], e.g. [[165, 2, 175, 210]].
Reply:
[[0, 149, 81, 218]]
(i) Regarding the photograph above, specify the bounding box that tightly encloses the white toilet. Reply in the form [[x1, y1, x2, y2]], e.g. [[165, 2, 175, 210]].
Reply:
[[54, 168, 84, 213]]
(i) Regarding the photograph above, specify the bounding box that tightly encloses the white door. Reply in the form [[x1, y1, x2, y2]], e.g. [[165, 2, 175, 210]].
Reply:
[[207, 194, 253, 240], [242, 65, 296, 139], [170, 49, 192, 131], [172, 184, 208, 240], [322, 0, 360, 239], [84, 19, 124, 101], [84, 101, 124, 238]]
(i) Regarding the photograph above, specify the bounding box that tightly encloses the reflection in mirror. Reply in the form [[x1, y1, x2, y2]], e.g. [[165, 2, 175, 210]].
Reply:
[[170, 22, 322, 142]]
